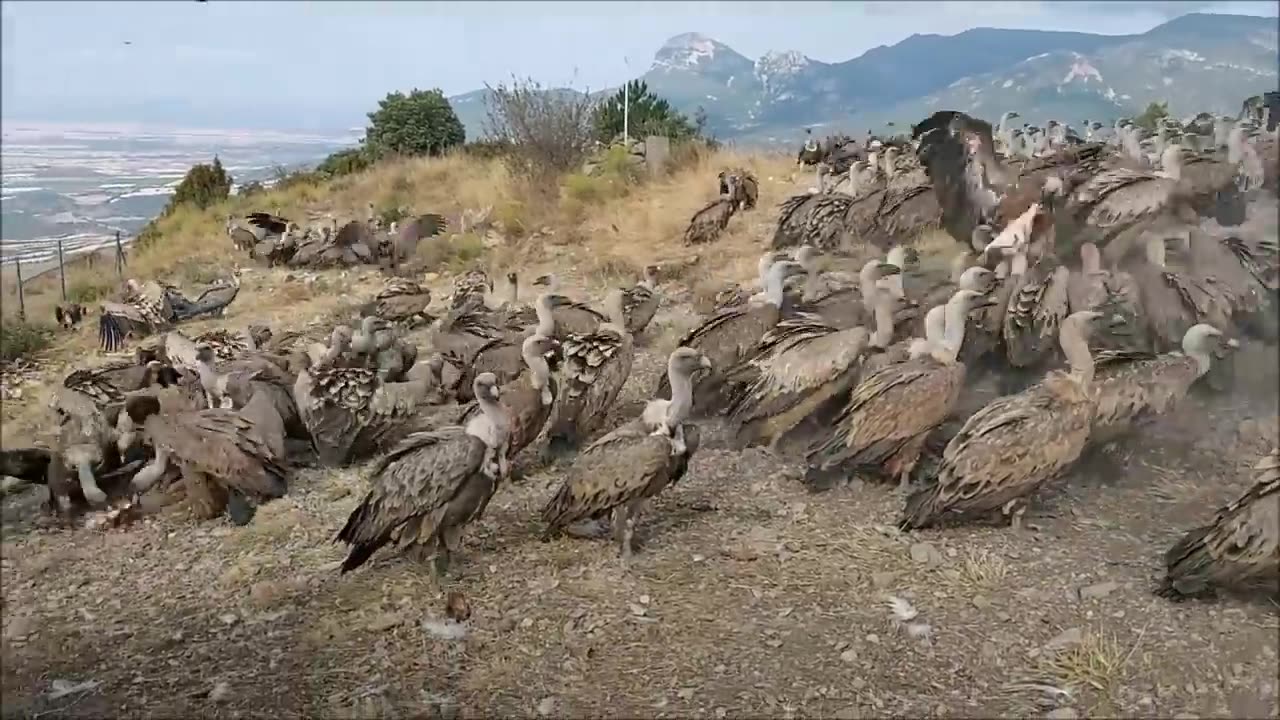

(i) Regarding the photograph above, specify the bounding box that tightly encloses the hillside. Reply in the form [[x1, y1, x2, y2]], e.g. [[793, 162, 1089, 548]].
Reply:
[[448, 13, 1278, 143], [2, 145, 1277, 718]]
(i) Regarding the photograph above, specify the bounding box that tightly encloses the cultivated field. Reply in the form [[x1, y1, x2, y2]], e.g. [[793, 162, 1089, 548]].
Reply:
[[1, 148, 1277, 719]]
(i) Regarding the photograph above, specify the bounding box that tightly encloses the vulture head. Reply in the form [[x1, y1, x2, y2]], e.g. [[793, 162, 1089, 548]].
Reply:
[[194, 342, 216, 365], [247, 324, 272, 348], [670, 346, 713, 381]]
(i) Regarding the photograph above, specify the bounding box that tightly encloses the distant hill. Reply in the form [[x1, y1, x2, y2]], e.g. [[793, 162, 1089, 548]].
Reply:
[[448, 13, 1278, 146]]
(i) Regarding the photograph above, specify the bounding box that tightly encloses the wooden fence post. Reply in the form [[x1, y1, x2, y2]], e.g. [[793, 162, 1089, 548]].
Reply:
[[14, 258, 26, 322], [57, 236, 68, 301], [114, 231, 125, 277]]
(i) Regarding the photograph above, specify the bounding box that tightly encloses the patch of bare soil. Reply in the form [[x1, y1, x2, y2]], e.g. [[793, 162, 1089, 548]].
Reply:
[[3, 243, 1277, 720]]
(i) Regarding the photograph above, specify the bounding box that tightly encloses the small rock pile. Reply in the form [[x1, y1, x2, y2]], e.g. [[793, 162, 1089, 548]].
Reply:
[[582, 135, 671, 177]]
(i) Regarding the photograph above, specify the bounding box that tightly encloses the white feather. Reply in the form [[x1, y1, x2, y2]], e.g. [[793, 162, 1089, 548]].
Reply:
[[885, 595, 918, 622]]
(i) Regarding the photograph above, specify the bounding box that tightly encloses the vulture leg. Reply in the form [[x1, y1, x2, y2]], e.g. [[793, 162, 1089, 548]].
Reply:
[[47, 456, 73, 514], [225, 489, 255, 526], [77, 461, 107, 505], [1002, 497, 1029, 531], [433, 528, 462, 577], [185, 471, 228, 520], [611, 505, 634, 563]]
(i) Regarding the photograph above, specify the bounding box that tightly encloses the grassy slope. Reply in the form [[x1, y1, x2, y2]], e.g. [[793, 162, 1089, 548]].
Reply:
[[0, 146, 801, 447]]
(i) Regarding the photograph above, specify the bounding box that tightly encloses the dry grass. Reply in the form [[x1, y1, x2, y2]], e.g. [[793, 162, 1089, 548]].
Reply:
[[1047, 629, 1133, 714]]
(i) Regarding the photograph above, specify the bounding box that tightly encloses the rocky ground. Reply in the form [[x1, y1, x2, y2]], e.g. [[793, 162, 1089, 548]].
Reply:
[[2, 165, 1278, 718], [2, 279, 1278, 719]]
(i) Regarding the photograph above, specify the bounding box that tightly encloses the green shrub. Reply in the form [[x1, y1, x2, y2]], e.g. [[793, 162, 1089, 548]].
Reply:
[[377, 206, 408, 227], [463, 139, 514, 160], [599, 145, 643, 183], [317, 147, 373, 178], [0, 320, 52, 364], [563, 173, 610, 205], [171, 156, 233, 211], [66, 275, 117, 305], [365, 89, 466, 159]]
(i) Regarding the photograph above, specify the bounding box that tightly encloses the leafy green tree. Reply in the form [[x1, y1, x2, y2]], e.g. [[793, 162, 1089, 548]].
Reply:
[[316, 147, 373, 177], [1134, 101, 1170, 132], [365, 88, 466, 158], [592, 80, 697, 143], [170, 156, 232, 210]]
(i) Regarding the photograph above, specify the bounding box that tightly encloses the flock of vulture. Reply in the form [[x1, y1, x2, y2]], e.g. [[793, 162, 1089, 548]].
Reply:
[[1, 97, 1277, 606], [224, 202, 448, 271]]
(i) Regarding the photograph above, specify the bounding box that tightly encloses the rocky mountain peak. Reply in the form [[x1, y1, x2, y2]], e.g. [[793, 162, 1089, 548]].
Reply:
[[652, 32, 727, 71], [755, 50, 811, 80]]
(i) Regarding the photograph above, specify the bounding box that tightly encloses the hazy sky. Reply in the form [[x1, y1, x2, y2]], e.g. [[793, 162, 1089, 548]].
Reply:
[[2, 0, 1276, 130]]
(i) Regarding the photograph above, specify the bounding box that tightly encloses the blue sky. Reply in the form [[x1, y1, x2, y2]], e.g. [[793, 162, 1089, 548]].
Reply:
[[2, 0, 1276, 131]]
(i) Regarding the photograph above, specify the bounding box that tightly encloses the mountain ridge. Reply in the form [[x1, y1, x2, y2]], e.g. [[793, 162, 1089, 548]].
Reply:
[[448, 12, 1278, 145]]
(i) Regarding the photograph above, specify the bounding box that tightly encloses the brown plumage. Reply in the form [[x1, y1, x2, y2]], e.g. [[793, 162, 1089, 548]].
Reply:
[[724, 318, 871, 454], [137, 406, 288, 525], [293, 361, 453, 467], [98, 297, 169, 353], [1159, 447, 1279, 600], [55, 303, 84, 330], [528, 276, 607, 339], [62, 359, 174, 408], [901, 311, 1112, 530], [871, 182, 943, 246], [805, 289, 992, 492], [541, 348, 708, 560], [621, 266, 660, 335], [336, 373, 509, 575], [719, 169, 759, 211], [1089, 324, 1235, 444], [684, 197, 736, 245], [450, 269, 492, 310], [361, 279, 433, 326], [389, 212, 447, 267], [458, 334, 559, 462], [771, 193, 854, 251], [656, 260, 803, 412], [546, 290, 633, 456], [45, 387, 122, 511], [193, 327, 269, 362], [1003, 256, 1071, 368]]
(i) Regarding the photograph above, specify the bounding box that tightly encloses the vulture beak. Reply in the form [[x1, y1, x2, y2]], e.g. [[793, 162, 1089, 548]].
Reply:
[[973, 297, 1000, 310], [699, 355, 713, 371], [876, 262, 903, 276]]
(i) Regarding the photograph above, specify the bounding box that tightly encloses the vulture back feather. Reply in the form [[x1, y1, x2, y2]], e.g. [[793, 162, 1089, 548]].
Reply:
[[1160, 448, 1279, 600]]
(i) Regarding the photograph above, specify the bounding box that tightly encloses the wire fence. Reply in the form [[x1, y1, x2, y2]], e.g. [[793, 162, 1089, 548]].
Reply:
[[2, 231, 129, 322]]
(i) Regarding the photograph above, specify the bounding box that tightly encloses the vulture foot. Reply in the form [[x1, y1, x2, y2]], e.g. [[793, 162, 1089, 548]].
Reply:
[[1002, 498, 1030, 531], [432, 550, 452, 577], [895, 469, 913, 496], [611, 505, 636, 563], [565, 518, 611, 539], [432, 526, 465, 578], [225, 490, 256, 526]]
